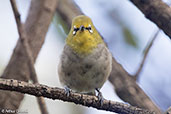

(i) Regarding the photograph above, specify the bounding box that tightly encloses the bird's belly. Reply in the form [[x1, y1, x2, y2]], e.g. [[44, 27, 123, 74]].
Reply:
[[60, 61, 109, 92], [67, 63, 107, 92], [58, 44, 112, 93]]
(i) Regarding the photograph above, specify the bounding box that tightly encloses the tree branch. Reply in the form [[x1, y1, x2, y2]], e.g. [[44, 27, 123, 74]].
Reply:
[[134, 30, 160, 81], [10, 0, 49, 114], [0, 78, 155, 114], [133, 2, 171, 80], [129, 0, 171, 38], [56, 0, 161, 113], [0, 0, 58, 110]]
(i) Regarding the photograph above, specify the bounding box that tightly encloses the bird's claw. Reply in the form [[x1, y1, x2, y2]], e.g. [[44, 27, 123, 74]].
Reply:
[[64, 86, 71, 97], [96, 88, 104, 106]]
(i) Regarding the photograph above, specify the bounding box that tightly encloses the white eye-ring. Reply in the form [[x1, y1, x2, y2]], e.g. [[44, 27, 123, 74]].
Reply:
[[73, 31, 76, 35], [89, 29, 93, 33], [73, 25, 77, 35], [88, 24, 93, 33]]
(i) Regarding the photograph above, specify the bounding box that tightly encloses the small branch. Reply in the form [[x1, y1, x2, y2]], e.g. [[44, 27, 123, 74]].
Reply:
[[10, 0, 37, 83], [37, 97, 48, 114], [129, 0, 171, 38], [10, 0, 48, 114], [56, 0, 83, 28], [0, 0, 58, 110], [134, 30, 160, 81], [0, 78, 155, 114]]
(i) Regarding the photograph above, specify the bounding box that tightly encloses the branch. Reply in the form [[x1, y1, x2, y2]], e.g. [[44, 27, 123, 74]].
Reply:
[[134, 3, 171, 80], [56, 0, 161, 113], [134, 30, 160, 81], [109, 59, 161, 113], [129, 0, 171, 38], [0, 0, 58, 110], [10, 0, 49, 114], [56, 0, 82, 28], [0, 78, 155, 114]]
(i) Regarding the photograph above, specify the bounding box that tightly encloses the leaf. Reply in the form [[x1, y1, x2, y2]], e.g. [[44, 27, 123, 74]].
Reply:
[[123, 27, 139, 48]]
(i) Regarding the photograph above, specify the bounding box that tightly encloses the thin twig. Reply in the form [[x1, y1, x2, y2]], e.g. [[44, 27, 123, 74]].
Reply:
[[10, 0, 48, 114], [134, 29, 160, 81], [0, 78, 155, 114]]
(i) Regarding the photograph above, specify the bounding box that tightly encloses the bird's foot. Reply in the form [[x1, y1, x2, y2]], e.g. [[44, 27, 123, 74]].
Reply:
[[95, 88, 104, 106], [64, 86, 71, 97]]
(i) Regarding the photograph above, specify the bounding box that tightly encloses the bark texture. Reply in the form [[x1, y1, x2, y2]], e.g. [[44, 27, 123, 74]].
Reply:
[[0, 0, 58, 111], [0, 79, 155, 114], [130, 0, 171, 38]]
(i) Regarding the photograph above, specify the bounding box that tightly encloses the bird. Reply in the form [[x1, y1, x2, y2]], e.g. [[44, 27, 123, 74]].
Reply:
[[58, 15, 112, 102]]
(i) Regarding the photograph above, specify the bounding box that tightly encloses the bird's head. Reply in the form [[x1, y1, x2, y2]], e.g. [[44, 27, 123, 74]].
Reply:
[[66, 15, 103, 55]]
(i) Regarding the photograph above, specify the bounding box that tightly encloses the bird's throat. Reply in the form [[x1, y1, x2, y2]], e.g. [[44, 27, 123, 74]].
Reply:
[[66, 31, 103, 56], [67, 37, 100, 56]]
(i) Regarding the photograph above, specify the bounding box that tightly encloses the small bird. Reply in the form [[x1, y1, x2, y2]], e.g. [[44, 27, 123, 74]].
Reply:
[[58, 15, 112, 100]]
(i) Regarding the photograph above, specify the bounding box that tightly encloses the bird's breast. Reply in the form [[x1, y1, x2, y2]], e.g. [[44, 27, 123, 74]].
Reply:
[[58, 43, 112, 93]]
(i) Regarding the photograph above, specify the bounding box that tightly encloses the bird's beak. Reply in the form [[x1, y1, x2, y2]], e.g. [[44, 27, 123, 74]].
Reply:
[[79, 25, 85, 32]]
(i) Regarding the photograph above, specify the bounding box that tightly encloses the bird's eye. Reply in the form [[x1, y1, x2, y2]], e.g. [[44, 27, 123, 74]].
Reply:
[[86, 24, 93, 33], [73, 26, 79, 35]]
